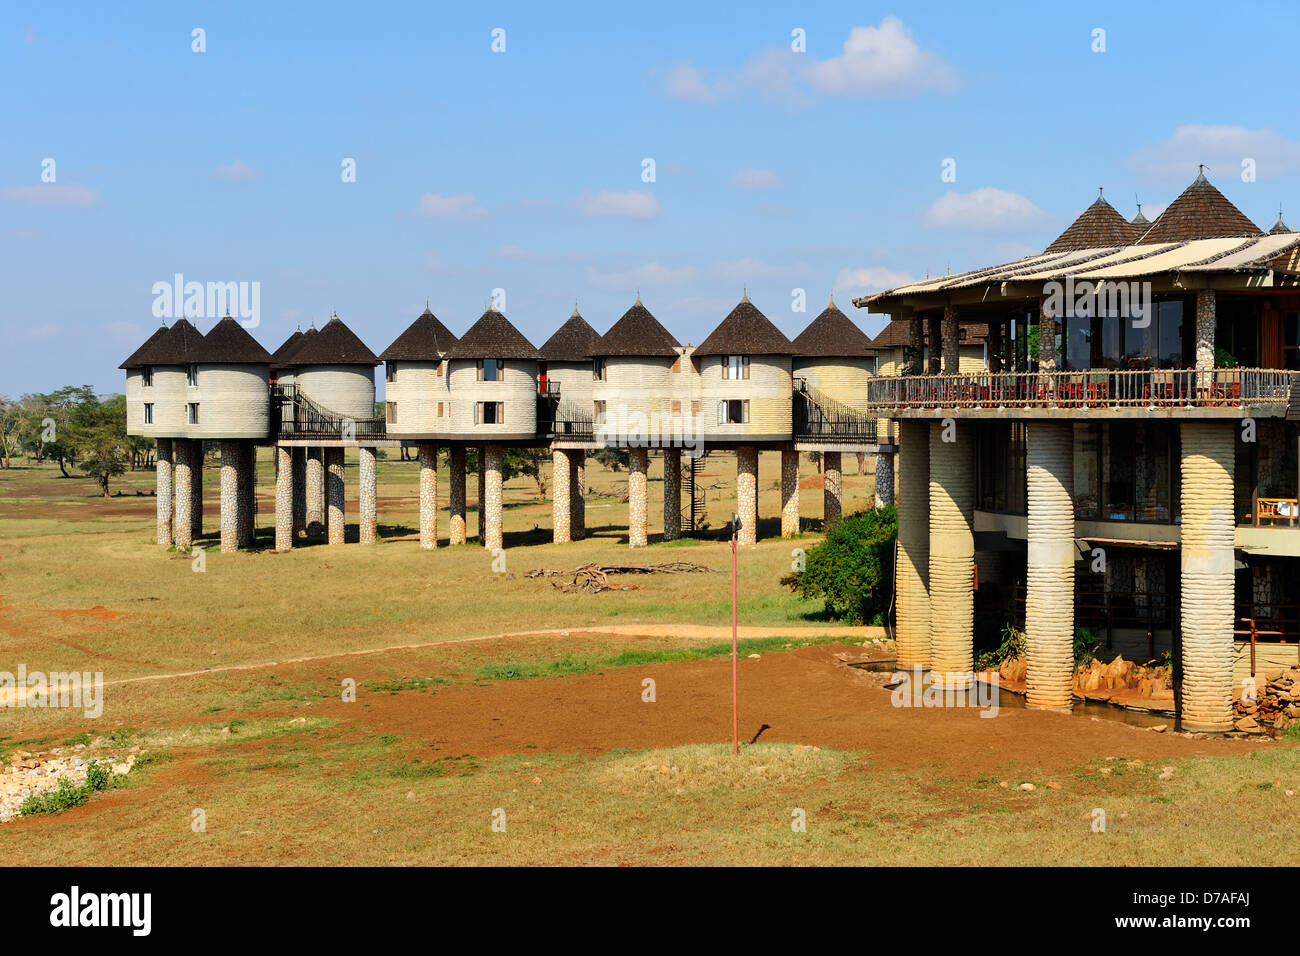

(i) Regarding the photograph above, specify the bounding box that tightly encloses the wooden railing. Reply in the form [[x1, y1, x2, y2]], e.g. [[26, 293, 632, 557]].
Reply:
[[866, 368, 1296, 411], [272, 385, 386, 439], [793, 384, 878, 441]]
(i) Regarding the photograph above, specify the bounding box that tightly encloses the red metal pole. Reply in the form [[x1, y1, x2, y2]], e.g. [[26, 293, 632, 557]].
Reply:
[[732, 528, 738, 756]]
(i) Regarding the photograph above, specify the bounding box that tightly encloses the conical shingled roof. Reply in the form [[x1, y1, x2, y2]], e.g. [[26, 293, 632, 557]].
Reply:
[[1269, 210, 1292, 235], [1131, 206, 1150, 227], [194, 315, 273, 365], [286, 315, 379, 366], [270, 329, 304, 366], [142, 317, 205, 366], [1135, 170, 1262, 244], [446, 309, 541, 360], [380, 306, 459, 361], [119, 323, 172, 369], [590, 298, 680, 357], [694, 296, 794, 356], [791, 298, 876, 357], [539, 308, 601, 362], [1045, 194, 1139, 253]]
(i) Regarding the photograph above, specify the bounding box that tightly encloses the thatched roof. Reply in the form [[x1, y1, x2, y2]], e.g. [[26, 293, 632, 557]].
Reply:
[[192, 316, 272, 365], [119, 323, 172, 369], [540, 308, 601, 362], [286, 315, 379, 366], [591, 297, 680, 357], [791, 298, 875, 357], [447, 309, 541, 360], [1135, 170, 1262, 244], [141, 317, 205, 366], [270, 330, 304, 366], [1045, 193, 1141, 253], [380, 306, 459, 361], [693, 295, 793, 356]]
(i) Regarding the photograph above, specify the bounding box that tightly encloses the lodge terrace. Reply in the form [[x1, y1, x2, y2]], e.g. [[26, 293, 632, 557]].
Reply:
[[853, 170, 1300, 732]]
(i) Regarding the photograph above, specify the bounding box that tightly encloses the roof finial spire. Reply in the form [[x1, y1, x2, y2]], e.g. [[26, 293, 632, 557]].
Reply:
[[742, 286, 749, 303], [635, 288, 641, 305], [572, 300, 580, 317], [828, 291, 835, 307], [1196, 163, 1209, 182], [1099, 186, 1104, 201]]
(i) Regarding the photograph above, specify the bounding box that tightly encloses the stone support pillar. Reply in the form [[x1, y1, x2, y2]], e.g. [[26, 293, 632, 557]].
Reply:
[[190, 443, 204, 538], [326, 447, 345, 546], [663, 448, 682, 541], [156, 438, 173, 546], [941, 304, 960, 373], [449, 446, 467, 545], [736, 446, 758, 546], [220, 440, 241, 554], [875, 451, 895, 508], [275, 445, 293, 552], [552, 448, 572, 544], [306, 448, 324, 537], [418, 443, 438, 550], [780, 448, 799, 537], [823, 451, 843, 530], [571, 451, 586, 540], [483, 444, 504, 552], [173, 440, 193, 552], [359, 446, 377, 545], [628, 447, 648, 548], [292, 447, 306, 537]]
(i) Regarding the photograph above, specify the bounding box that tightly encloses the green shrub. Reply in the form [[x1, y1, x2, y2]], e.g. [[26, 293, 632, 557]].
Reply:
[[781, 507, 897, 625], [1074, 626, 1101, 666], [975, 624, 1026, 670], [18, 759, 113, 817]]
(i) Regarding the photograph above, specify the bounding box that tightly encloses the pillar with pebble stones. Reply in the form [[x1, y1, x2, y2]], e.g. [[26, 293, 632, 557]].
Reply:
[[941, 305, 960, 373], [483, 444, 504, 552], [895, 421, 930, 669], [875, 452, 895, 508], [172, 440, 193, 552], [662, 447, 682, 542], [306, 448, 324, 537], [552, 448, 572, 544], [359, 446, 378, 546], [571, 451, 586, 540], [449, 446, 467, 545], [291, 447, 307, 537], [627, 447, 649, 548], [1038, 296, 1058, 371], [418, 443, 438, 550], [1024, 422, 1075, 711], [477, 446, 486, 544], [928, 421, 975, 678], [237, 442, 255, 548], [156, 438, 173, 546], [219, 440, 241, 554], [780, 448, 799, 538], [275, 445, 293, 552], [326, 447, 345, 546], [823, 452, 843, 530], [190, 443, 204, 538], [1195, 290, 1217, 397], [736, 446, 758, 546], [927, 314, 942, 374]]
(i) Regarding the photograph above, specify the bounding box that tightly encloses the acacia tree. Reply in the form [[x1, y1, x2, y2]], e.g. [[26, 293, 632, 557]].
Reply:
[[73, 395, 128, 496]]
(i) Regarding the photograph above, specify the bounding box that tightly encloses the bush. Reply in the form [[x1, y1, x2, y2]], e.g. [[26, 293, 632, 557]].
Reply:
[[18, 759, 113, 817], [975, 624, 1026, 670], [781, 507, 896, 625], [1074, 626, 1101, 666]]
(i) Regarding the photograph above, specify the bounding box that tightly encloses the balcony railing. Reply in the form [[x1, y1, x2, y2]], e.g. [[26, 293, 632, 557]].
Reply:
[[793, 384, 879, 442], [272, 385, 386, 439], [866, 368, 1296, 411]]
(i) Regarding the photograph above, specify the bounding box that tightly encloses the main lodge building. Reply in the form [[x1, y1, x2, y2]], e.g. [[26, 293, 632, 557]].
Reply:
[[120, 169, 1300, 733]]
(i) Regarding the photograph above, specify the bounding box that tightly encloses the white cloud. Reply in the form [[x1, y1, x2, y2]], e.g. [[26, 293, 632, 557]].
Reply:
[[106, 320, 141, 342], [0, 183, 100, 207], [922, 188, 1048, 232], [711, 257, 803, 280], [212, 160, 259, 183], [415, 192, 488, 220], [805, 17, 958, 96], [732, 167, 782, 190], [834, 266, 915, 293], [585, 263, 695, 291], [1130, 125, 1300, 181], [577, 190, 661, 219], [665, 65, 721, 104]]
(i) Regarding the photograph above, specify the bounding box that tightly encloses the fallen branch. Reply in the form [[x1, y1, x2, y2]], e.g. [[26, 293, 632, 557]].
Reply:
[[526, 561, 716, 594]]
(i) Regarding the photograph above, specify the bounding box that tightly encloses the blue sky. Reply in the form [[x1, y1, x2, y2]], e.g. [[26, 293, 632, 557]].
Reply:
[[4, 0, 1299, 396]]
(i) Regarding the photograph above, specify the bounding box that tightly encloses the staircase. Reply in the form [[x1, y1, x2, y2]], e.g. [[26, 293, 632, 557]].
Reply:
[[272, 385, 385, 439], [685, 451, 708, 533], [793, 384, 877, 441]]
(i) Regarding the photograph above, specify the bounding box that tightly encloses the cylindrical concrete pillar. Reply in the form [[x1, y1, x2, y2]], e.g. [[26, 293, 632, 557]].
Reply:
[[477, 446, 486, 544], [291, 447, 306, 537], [449, 446, 467, 545], [483, 444, 504, 552], [219, 440, 241, 554], [275, 445, 293, 552], [1025, 422, 1075, 711], [359, 446, 377, 545], [571, 451, 586, 540], [896, 421, 930, 669], [156, 438, 173, 546], [928, 421, 975, 676], [663, 447, 682, 541], [552, 447, 572, 544], [238, 442, 255, 548], [1180, 422, 1235, 731], [780, 448, 799, 537], [190, 443, 204, 538], [418, 443, 438, 550], [628, 447, 648, 548], [326, 447, 345, 546], [306, 448, 324, 537], [172, 440, 193, 552], [736, 446, 757, 546], [823, 451, 843, 530], [875, 452, 895, 508]]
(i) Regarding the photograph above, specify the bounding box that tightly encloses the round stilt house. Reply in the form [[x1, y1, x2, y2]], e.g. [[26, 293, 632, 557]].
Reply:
[[379, 305, 459, 438]]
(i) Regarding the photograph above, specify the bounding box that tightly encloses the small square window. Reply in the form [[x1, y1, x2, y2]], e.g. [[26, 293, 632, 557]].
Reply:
[[593, 358, 607, 381], [594, 400, 607, 425], [187, 365, 199, 387], [187, 402, 200, 425], [672, 400, 681, 414], [478, 359, 502, 382], [143, 403, 154, 424], [386, 402, 397, 424], [142, 366, 153, 387], [385, 361, 397, 383]]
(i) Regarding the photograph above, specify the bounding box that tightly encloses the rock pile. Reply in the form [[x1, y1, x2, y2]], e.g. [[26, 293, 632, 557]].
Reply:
[[1073, 655, 1171, 698], [0, 745, 136, 823], [1233, 667, 1300, 733]]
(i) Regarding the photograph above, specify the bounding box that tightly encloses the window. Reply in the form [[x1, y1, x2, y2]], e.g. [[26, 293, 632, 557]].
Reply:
[[593, 357, 607, 381], [691, 400, 699, 416], [475, 401, 504, 424], [142, 366, 153, 387], [386, 402, 397, 424], [143, 403, 154, 424], [186, 365, 199, 387], [594, 400, 607, 425], [478, 358, 502, 382], [724, 355, 750, 380], [717, 399, 749, 424], [437, 402, 444, 417], [187, 403, 200, 425], [671, 400, 681, 415]]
